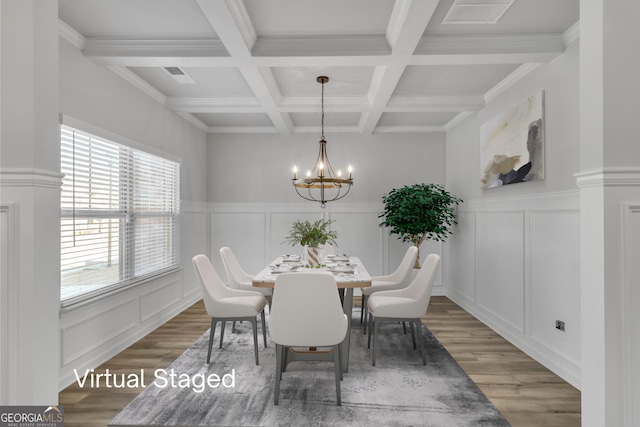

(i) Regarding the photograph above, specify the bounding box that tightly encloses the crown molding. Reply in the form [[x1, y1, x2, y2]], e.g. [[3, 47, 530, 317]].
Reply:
[[83, 38, 229, 58], [484, 63, 542, 103], [58, 19, 85, 49], [563, 21, 580, 46], [443, 111, 474, 131], [107, 66, 166, 104], [415, 33, 565, 56], [176, 112, 209, 133]]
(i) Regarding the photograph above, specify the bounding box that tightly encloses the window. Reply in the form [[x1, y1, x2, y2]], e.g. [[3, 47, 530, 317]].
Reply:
[[60, 125, 180, 305]]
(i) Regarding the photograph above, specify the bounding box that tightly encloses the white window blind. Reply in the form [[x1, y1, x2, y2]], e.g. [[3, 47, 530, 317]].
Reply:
[[60, 125, 180, 305]]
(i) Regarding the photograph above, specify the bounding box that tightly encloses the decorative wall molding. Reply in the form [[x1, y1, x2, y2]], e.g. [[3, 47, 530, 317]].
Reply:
[[460, 189, 580, 211], [622, 203, 640, 426], [485, 63, 542, 104], [0, 204, 18, 404], [575, 167, 640, 188], [446, 190, 582, 389], [0, 169, 64, 189], [563, 21, 580, 46], [58, 19, 85, 49], [58, 199, 208, 390]]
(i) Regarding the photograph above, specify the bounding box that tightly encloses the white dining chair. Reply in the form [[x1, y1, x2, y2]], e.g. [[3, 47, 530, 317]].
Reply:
[[269, 272, 348, 406], [361, 246, 419, 333], [192, 254, 268, 365], [366, 253, 440, 366], [220, 247, 272, 307]]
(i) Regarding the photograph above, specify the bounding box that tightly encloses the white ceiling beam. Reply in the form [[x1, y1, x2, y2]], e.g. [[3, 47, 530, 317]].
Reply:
[[83, 38, 229, 58], [196, 0, 292, 134], [195, 0, 255, 56], [361, 0, 440, 134], [415, 33, 566, 56], [166, 97, 263, 113], [252, 35, 390, 57]]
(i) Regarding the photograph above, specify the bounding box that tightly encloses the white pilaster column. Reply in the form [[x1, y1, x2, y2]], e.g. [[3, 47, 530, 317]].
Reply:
[[579, 1, 640, 426], [0, 0, 61, 404]]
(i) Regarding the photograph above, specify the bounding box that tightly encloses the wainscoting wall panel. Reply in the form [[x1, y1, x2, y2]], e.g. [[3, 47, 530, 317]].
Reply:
[[529, 210, 580, 362], [446, 191, 581, 388], [208, 203, 446, 293], [269, 211, 323, 262], [447, 211, 476, 303], [58, 200, 207, 389], [61, 298, 139, 367], [329, 211, 385, 276], [140, 278, 183, 322], [476, 210, 525, 332], [182, 204, 209, 297], [0, 204, 18, 404], [210, 211, 267, 277], [624, 204, 640, 425]]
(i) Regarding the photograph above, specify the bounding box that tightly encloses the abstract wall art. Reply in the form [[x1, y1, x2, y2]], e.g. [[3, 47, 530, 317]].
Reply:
[[480, 91, 544, 189]]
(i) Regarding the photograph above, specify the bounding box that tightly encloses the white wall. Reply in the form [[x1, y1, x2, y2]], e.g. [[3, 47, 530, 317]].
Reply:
[[206, 132, 448, 285], [445, 41, 582, 387], [55, 39, 209, 388]]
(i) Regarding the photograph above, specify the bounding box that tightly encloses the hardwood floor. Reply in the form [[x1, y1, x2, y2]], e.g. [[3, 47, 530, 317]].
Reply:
[[422, 297, 581, 427], [59, 296, 581, 426]]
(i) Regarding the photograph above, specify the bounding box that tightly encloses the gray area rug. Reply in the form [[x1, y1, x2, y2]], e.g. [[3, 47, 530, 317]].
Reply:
[[110, 316, 511, 427]]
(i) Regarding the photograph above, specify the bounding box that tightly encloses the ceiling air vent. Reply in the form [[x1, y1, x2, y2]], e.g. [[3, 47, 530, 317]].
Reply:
[[442, 0, 515, 24], [162, 66, 195, 84]]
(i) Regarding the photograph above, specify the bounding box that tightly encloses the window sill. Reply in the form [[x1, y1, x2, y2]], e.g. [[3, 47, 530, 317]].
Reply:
[[60, 266, 184, 314]]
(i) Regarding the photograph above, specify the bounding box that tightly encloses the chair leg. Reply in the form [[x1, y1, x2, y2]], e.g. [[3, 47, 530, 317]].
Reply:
[[360, 294, 366, 324], [219, 321, 226, 348], [367, 312, 373, 349], [274, 344, 283, 405], [403, 321, 407, 334], [207, 318, 217, 364], [251, 318, 259, 365], [372, 318, 380, 366], [415, 320, 426, 365], [409, 321, 417, 350], [261, 310, 268, 348], [333, 344, 342, 406], [362, 295, 369, 334], [232, 321, 236, 332]]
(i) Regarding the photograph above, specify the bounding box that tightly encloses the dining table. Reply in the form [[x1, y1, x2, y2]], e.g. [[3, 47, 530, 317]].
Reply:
[[252, 254, 371, 372]]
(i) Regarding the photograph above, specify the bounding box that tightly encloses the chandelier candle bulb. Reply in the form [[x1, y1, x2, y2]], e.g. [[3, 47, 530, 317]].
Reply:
[[292, 165, 298, 179], [348, 165, 353, 179]]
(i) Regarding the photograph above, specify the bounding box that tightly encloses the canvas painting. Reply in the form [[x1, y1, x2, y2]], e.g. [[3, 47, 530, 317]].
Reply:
[[480, 91, 544, 189]]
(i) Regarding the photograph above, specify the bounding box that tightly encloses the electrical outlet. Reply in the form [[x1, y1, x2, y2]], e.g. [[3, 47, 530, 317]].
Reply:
[[555, 320, 565, 331]]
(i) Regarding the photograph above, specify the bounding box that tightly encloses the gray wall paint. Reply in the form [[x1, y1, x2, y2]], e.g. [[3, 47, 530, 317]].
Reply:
[[445, 41, 582, 386]]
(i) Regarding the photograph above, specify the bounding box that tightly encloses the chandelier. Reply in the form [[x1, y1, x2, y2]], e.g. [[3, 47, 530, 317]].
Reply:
[[291, 76, 353, 208]]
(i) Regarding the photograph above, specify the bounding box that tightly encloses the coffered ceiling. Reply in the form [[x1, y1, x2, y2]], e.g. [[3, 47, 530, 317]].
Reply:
[[58, 0, 579, 135]]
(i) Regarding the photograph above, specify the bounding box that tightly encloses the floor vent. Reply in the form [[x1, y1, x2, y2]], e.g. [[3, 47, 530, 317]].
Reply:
[[442, 0, 515, 24]]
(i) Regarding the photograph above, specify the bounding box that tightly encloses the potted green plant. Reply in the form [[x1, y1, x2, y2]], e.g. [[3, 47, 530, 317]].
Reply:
[[378, 183, 462, 268], [283, 219, 338, 267]]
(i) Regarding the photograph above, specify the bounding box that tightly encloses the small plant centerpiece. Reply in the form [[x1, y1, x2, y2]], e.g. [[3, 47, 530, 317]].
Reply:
[[283, 219, 338, 267], [379, 183, 462, 268]]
